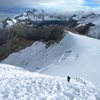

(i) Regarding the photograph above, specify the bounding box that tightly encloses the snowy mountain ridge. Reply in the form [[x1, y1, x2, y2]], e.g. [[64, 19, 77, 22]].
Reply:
[[0, 8, 67, 29], [15, 8, 66, 21], [2, 31, 100, 89], [0, 64, 100, 100], [0, 8, 100, 42], [15, 10, 100, 39], [1, 9, 100, 31]]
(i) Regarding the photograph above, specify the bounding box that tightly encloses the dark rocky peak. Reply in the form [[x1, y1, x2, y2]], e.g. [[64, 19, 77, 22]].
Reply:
[[27, 8, 38, 14], [1, 17, 14, 29], [76, 23, 95, 35]]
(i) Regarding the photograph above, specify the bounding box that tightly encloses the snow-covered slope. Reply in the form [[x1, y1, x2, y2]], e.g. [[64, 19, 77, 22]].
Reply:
[[2, 31, 100, 89], [0, 64, 100, 100], [40, 32, 100, 88]]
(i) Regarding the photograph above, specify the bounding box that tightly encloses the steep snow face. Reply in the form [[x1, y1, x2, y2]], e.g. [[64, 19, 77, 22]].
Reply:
[[2, 31, 100, 89], [0, 64, 100, 100]]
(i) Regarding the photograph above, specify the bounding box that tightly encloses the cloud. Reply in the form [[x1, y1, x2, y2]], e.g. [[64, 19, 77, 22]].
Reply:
[[0, 0, 85, 12], [38, 0, 85, 11], [92, 0, 100, 4], [0, 0, 99, 13]]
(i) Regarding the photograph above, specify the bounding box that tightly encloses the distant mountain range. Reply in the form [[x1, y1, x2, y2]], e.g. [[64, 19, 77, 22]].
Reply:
[[0, 8, 100, 61], [0, 9, 100, 38]]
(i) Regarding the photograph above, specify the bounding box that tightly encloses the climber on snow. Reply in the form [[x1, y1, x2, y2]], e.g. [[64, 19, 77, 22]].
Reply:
[[67, 76, 71, 82]]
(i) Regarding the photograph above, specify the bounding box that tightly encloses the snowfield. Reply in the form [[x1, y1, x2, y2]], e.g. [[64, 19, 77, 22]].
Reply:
[[0, 64, 100, 100], [2, 31, 100, 89]]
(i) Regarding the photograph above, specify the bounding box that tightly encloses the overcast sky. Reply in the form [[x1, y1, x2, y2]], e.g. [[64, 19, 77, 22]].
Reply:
[[0, 0, 100, 16]]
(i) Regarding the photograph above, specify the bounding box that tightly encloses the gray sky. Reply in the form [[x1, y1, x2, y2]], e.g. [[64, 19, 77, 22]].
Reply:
[[0, 0, 84, 9], [0, 0, 100, 14]]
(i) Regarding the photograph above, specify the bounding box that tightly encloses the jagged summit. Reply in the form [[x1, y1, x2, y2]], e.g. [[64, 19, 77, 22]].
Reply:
[[15, 8, 66, 21], [0, 8, 67, 30]]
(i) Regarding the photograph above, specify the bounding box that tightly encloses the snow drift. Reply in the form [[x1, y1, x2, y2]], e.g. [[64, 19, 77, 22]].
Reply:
[[0, 64, 99, 100]]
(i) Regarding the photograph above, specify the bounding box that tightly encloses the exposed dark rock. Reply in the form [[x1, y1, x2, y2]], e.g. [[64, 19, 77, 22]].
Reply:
[[0, 22, 65, 61], [46, 40, 55, 48], [76, 23, 95, 35], [66, 17, 78, 28], [0, 37, 33, 61]]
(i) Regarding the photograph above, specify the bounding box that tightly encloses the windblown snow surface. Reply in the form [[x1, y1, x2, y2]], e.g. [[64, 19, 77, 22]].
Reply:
[[0, 64, 100, 100], [2, 31, 100, 89]]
